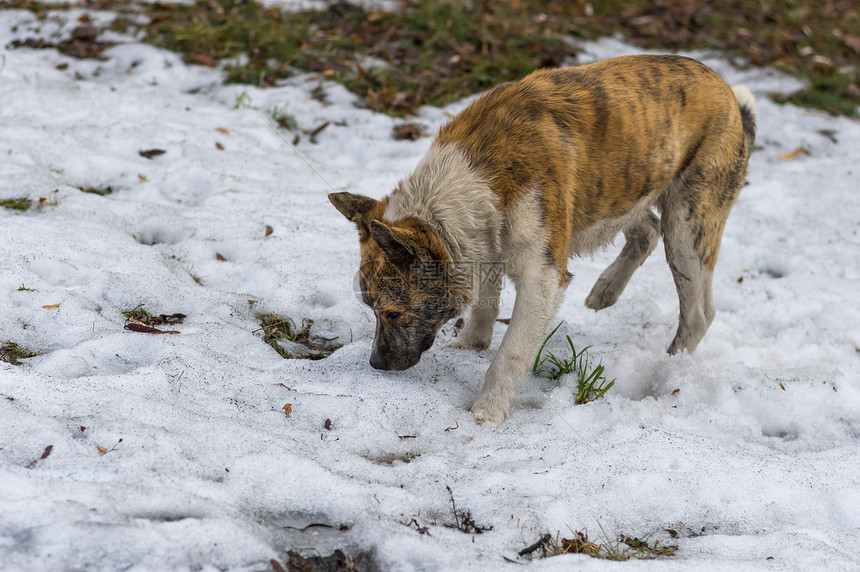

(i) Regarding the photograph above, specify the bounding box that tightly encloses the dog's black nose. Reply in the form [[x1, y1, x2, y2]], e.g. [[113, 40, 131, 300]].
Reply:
[[369, 351, 389, 370]]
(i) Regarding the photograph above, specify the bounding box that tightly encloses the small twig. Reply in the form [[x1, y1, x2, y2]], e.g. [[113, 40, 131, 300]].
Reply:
[[446, 485, 459, 529], [518, 533, 552, 557]]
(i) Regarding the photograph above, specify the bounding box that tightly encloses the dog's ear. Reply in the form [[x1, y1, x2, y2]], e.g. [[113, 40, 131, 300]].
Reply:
[[328, 192, 381, 234], [369, 220, 418, 265]]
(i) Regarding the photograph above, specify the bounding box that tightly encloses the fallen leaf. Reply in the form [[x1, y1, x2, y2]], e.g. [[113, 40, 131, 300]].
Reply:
[[392, 122, 428, 141], [40, 445, 53, 459], [139, 149, 166, 159], [189, 53, 218, 67], [283, 403, 292, 418], [779, 146, 810, 160], [138, 174, 148, 182], [42, 303, 61, 309], [496, 318, 511, 325], [215, 141, 224, 150], [324, 418, 332, 430], [453, 318, 464, 329], [817, 129, 838, 144], [124, 322, 180, 334], [672, 388, 680, 395], [265, 224, 274, 237], [97, 445, 108, 455], [779, 382, 786, 391], [216, 127, 230, 135], [216, 252, 227, 261]]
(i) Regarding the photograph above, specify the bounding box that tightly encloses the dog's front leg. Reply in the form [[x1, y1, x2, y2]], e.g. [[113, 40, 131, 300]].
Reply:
[[470, 271, 564, 424], [451, 264, 503, 351]]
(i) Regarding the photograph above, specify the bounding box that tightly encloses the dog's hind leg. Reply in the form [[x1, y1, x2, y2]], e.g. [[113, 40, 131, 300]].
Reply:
[[585, 210, 660, 310], [661, 185, 724, 355]]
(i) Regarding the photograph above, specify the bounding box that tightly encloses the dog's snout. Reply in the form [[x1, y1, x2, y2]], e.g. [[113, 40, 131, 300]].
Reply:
[[369, 351, 389, 370]]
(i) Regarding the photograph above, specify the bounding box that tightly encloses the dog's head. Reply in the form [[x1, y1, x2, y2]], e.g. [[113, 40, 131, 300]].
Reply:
[[329, 192, 467, 371]]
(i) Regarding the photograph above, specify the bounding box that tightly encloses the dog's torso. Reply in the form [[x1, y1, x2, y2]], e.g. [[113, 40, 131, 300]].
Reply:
[[408, 55, 749, 283]]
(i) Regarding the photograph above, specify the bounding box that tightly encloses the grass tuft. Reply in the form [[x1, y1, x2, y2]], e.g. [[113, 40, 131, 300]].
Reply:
[[444, 485, 493, 535], [80, 186, 113, 196], [122, 304, 154, 323], [122, 304, 186, 326], [258, 314, 340, 360], [0, 197, 33, 211], [525, 528, 677, 561], [282, 547, 373, 572], [1, 342, 39, 365], [533, 322, 615, 404]]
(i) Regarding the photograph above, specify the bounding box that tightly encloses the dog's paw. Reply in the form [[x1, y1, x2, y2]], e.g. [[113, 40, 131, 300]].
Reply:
[[584, 277, 621, 311], [450, 333, 490, 351], [469, 398, 508, 425]]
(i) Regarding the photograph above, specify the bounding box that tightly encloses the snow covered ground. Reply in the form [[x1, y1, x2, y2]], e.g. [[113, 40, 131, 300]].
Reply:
[[1, 5, 859, 570]]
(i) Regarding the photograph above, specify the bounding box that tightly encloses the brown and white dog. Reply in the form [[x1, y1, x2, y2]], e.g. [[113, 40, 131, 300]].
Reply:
[[330, 55, 756, 424]]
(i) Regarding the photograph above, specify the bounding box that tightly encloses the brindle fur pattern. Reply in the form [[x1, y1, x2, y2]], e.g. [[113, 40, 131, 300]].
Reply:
[[330, 55, 756, 423]]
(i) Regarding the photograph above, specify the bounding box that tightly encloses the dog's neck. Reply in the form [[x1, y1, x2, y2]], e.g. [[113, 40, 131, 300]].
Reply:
[[384, 144, 501, 286]]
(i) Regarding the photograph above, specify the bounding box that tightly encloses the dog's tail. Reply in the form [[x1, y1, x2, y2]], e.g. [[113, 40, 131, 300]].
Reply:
[[732, 85, 757, 150]]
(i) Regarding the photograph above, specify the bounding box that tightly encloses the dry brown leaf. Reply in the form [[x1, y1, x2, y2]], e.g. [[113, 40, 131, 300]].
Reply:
[[265, 224, 274, 237], [215, 141, 224, 150], [138, 174, 148, 182], [97, 445, 108, 455], [392, 122, 427, 141], [779, 146, 811, 160], [139, 149, 166, 159], [124, 322, 180, 334], [216, 252, 227, 261], [189, 53, 218, 67], [283, 403, 292, 418], [216, 127, 230, 135], [42, 303, 61, 309]]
